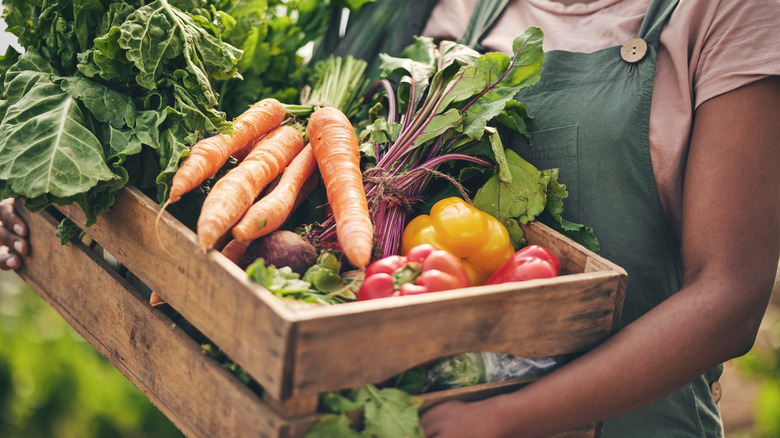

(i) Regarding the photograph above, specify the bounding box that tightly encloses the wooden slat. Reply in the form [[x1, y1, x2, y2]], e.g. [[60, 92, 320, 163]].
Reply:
[[523, 221, 622, 276], [14, 206, 311, 438], [286, 272, 621, 397], [264, 393, 320, 418]]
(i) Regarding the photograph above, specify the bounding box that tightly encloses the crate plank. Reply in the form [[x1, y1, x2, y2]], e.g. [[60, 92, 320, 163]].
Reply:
[[287, 273, 621, 396], [14, 206, 309, 438]]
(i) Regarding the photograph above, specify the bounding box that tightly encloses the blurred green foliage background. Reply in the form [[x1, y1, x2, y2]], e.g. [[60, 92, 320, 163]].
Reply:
[[729, 299, 780, 438], [0, 272, 183, 438]]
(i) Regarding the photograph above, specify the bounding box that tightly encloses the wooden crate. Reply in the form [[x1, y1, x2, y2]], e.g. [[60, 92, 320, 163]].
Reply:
[[14, 186, 625, 437]]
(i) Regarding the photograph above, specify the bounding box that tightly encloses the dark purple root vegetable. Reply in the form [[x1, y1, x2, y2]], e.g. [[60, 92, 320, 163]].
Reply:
[[238, 230, 319, 274]]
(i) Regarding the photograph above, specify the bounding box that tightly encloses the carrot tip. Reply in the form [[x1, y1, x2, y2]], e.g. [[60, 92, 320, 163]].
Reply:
[[149, 292, 167, 307]]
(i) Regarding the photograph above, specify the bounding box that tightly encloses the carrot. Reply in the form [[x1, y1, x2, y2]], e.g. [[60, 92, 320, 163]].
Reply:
[[168, 98, 286, 203], [231, 140, 256, 163], [197, 125, 305, 251], [307, 107, 374, 268], [232, 144, 318, 242], [149, 291, 166, 307]]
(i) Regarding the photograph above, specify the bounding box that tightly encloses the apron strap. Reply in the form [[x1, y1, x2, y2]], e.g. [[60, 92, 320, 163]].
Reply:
[[637, 0, 680, 44], [460, 0, 680, 51]]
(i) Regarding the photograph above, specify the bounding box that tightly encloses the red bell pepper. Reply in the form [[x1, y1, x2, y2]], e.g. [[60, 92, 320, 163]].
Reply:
[[357, 244, 471, 301], [485, 244, 561, 285]]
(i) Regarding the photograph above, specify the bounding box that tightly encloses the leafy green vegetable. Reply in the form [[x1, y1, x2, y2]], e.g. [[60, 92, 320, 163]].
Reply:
[[55, 218, 84, 245], [541, 168, 599, 253], [246, 255, 358, 305], [201, 343, 251, 384], [301, 250, 358, 299], [306, 414, 369, 438], [298, 55, 369, 119], [309, 385, 423, 438], [360, 386, 423, 438], [472, 148, 548, 247], [0, 0, 358, 226], [321, 391, 362, 414], [217, 0, 345, 118], [0, 52, 118, 201], [423, 353, 486, 392], [473, 149, 599, 252], [247, 258, 313, 293], [0, 0, 246, 224], [386, 366, 427, 395], [120, 0, 241, 98]]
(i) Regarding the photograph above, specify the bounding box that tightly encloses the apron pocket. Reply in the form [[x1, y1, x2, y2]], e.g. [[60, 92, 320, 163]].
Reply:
[[512, 125, 581, 222]]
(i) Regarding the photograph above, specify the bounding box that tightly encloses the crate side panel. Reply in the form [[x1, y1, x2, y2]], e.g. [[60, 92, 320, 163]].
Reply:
[[524, 221, 627, 329], [15, 207, 290, 438], [289, 273, 622, 396]]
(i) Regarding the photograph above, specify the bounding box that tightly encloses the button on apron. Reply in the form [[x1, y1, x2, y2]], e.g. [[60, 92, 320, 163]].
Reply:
[[621, 37, 648, 63], [711, 380, 722, 403]]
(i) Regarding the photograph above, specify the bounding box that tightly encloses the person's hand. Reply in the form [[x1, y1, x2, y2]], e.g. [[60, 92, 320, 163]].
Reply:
[[420, 399, 507, 438], [0, 198, 28, 270]]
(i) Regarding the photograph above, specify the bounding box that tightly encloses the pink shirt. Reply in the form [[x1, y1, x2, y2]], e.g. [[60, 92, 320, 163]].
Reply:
[[423, 0, 780, 240]]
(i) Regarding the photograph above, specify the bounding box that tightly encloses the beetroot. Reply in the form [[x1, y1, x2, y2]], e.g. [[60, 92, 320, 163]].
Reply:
[[238, 230, 318, 274]]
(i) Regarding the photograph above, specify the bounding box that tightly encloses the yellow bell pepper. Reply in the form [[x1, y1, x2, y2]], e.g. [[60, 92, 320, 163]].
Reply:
[[401, 197, 516, 286]]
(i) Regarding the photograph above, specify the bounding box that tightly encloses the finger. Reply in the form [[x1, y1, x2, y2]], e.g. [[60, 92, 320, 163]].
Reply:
[[0, 198, 27, 237], [0, 247, 21, 270], [0, 224, 28, 256]]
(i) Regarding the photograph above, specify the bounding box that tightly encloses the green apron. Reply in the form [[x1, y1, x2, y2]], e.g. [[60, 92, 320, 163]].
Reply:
[[502, 0, 725, 436]]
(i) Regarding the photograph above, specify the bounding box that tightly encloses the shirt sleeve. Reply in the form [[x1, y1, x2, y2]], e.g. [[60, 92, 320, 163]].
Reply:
[[692, 0, 780, 108]]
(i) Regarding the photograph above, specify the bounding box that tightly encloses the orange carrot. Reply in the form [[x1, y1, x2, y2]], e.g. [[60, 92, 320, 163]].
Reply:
[[168, 98, 286, 203], [197, 125, 305, 251], [232, 144, 318, 242], [231, 137, 260, 163], [307, 107, 374, 268], [149, 291, 166, 307]]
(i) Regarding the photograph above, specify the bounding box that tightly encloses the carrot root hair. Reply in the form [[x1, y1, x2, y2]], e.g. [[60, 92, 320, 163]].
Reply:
[[154, 199, 179, 259]]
